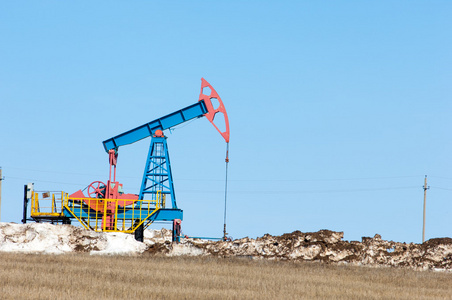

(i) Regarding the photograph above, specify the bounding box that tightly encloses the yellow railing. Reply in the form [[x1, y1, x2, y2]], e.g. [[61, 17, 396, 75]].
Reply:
[[31, 191, 65, 218], [30, 190, 164, 233], [63, 191, 163, 233]]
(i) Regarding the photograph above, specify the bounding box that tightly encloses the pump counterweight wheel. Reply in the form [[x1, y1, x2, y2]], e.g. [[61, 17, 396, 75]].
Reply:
[[87, 181, 106, 198]]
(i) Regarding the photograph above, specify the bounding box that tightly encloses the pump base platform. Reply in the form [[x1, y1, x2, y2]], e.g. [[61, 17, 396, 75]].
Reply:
[[30, 191, 182, 234]]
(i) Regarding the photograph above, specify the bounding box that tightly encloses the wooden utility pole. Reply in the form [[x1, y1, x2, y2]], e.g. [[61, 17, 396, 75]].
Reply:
[[0, 167, 2, 222], [422, 175, 429, 243]]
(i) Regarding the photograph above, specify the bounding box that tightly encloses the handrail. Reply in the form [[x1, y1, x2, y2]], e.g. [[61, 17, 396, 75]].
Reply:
[[30, 191, 64, 218], [62, 192, 163, 233]]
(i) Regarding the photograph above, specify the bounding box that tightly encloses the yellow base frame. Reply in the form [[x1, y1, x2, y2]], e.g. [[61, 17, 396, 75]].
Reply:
[[31, 191, 163, 234]]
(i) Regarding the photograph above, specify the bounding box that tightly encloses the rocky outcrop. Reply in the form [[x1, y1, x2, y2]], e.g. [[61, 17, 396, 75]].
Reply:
[[176, 230, 452, 271], [1, 223, 451, 271]]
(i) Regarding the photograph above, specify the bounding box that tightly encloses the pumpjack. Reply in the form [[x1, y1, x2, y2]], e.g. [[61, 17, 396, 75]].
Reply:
[[27, 78, 229, 242]]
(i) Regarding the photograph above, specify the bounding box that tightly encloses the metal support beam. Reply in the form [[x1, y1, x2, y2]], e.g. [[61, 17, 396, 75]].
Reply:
[[22, 183, 33, 224], [22, 185, 28, 224], [134, 224, 144, 242]]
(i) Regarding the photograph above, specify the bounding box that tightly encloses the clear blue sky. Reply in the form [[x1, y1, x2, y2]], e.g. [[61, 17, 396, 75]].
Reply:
[[1, 1, 451, 243]]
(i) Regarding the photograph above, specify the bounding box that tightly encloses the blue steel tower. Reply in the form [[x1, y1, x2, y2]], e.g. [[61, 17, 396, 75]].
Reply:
[[138, 130, 177, 209]]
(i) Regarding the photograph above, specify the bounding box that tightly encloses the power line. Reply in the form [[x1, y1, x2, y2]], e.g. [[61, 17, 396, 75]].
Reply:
[[1, 166, 428, 183], [3, 166, 103, 176], [429, 176, 452, 181], [5, 176, 86, 186], [177, 175, 422, 182], [6, 169, 452, 194], [431, 186, 452, 192], [178, 186, 420, 195]]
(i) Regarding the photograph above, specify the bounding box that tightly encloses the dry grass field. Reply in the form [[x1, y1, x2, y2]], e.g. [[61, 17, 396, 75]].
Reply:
[[0, 252, 451, 300]]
